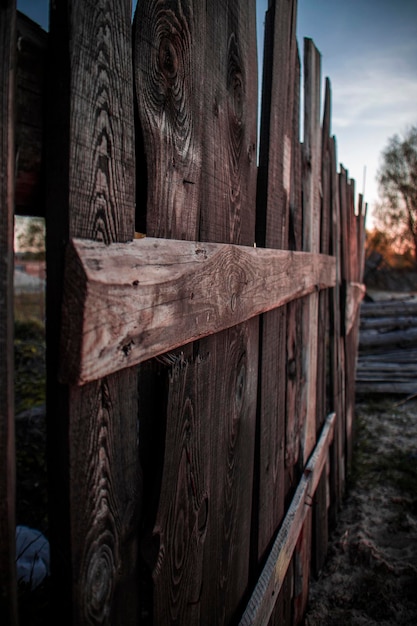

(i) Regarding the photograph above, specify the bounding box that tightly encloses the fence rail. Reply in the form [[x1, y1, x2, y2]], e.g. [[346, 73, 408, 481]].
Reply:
[[0, 1, 366, 624]]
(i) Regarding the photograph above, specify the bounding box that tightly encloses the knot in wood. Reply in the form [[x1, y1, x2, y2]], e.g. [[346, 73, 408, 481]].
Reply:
[[159, 36, 178, 82], [84, 542, 114, 621]]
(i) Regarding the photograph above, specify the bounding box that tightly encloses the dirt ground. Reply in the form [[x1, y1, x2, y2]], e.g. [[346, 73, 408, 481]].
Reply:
[[304, 396, 417, 626]]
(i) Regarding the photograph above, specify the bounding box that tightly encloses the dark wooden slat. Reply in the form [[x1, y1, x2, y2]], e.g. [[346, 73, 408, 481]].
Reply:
[[302, 37, 322, 462], [357, 362, 417, 373], [133, 0, 204, 241], [344, 176, 362, 471], [328, 135, 345, 522], [134, 1, 259, 622], [285, 44, 303, 476], [0, 2, 18, 623], [361, 300, 417, 318], [338, 166, 354, 470], [46, 2, 140, 624], [255, 4, 297, 591], [356, 382, 417, 395], [356, 369, 417, 380], [359, 327, 417, 349], [345, 282, 366, 334], [313, 75, 332, 576], [360, 315, 417, 331], [357, 194, 366, 284], [293, 37, 322, 620]]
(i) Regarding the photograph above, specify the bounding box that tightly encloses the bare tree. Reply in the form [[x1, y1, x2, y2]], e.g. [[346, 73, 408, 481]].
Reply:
[[376, 125, 417, 265]]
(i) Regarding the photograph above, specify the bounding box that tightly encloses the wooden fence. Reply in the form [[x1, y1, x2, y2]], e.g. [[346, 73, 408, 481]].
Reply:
[[0, 1, 366, 624]]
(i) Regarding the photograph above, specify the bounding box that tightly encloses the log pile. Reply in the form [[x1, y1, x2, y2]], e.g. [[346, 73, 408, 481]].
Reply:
[[356, 298, 417, 395]]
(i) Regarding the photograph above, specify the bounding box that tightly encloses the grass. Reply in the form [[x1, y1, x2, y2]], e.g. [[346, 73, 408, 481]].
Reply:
[[14, 318, 46, 415], [14, 292, 45, 326], [13, 298, 49, 624], [353, 399, 417, 502]]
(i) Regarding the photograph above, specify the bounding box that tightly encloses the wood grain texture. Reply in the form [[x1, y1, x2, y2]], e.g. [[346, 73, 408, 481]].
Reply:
[[60, 238, 336, 384], [239, 413, 336, 626], [339, 167, 354, 470], [313, 77, 332, 576], [345, 282, 366, 335], [46, 2, 139, 624], [285, 45, 303, 475], [255, 2, 298, 583], [0, 2, 18, 623], [293, 36, 322, 620], [301, 37, 322, 463], [133, 0, 204, 240], [134, 1, 259, 622], [329, 136, 346, 516]]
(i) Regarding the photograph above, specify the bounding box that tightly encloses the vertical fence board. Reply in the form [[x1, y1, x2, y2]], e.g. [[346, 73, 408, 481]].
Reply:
[[339, 166, 351, 469], [330, 137, 346, 514], [0, 2, 18, 623], [255, 0, 297, 575], [134, 1, 259, 622], [301, 37, 322, 462], [286, 47, 303, 482], [313, 77, 332, 575], [199, 3, 259, 621], [345, 178, 355, 466], [294, 37, 322, 621], [46, 2, 140, 624]]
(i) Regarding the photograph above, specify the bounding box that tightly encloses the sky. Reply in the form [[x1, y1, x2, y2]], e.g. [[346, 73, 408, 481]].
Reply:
[[17, 0, 417, 228]]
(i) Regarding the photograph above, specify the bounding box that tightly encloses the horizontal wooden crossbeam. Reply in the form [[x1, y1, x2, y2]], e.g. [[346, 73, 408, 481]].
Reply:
[[60, 237, 336, 385], [239, 412, 336, 626]]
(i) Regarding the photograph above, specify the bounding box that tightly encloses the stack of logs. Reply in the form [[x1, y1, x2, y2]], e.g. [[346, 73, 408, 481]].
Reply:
[[356, 297, 417, 395]]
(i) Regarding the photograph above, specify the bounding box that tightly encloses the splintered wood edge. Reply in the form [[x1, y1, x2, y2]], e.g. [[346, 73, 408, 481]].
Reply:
[[239, 412, 336, 626], [60, 237, 337, 385], [346, 281, 366, 335]]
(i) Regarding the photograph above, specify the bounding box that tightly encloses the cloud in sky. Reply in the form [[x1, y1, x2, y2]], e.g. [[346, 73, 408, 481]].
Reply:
[[17, 0, 417, 225], [294, 0, 417, 223]]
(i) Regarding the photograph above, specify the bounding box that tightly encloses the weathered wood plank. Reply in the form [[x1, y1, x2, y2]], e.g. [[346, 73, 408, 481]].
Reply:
[[255, 8, 298, 610], [356, 369, 417, 380], [361, 300, 417, 318], [134, 1, 259, 622], [61, 238, 335, 385], [329, 136, 346, 513], [345, 281, 366, 335], [358, 348, 417, 363], [295, 36, 322, 620], [46, 2, 140, 623], [356, 362, 417, 373], [339, 166, 355, 469], [359, 327, 417, 349], [356, 382, 417, 395], [360, 315, 417, 331], [313, 76, 332, 577], [239, 412, 336, 626], [286, 46, 304, 481], [0, 2, 18, 623], [133, 0, 204, 240], [302, 37, 322, 462]]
